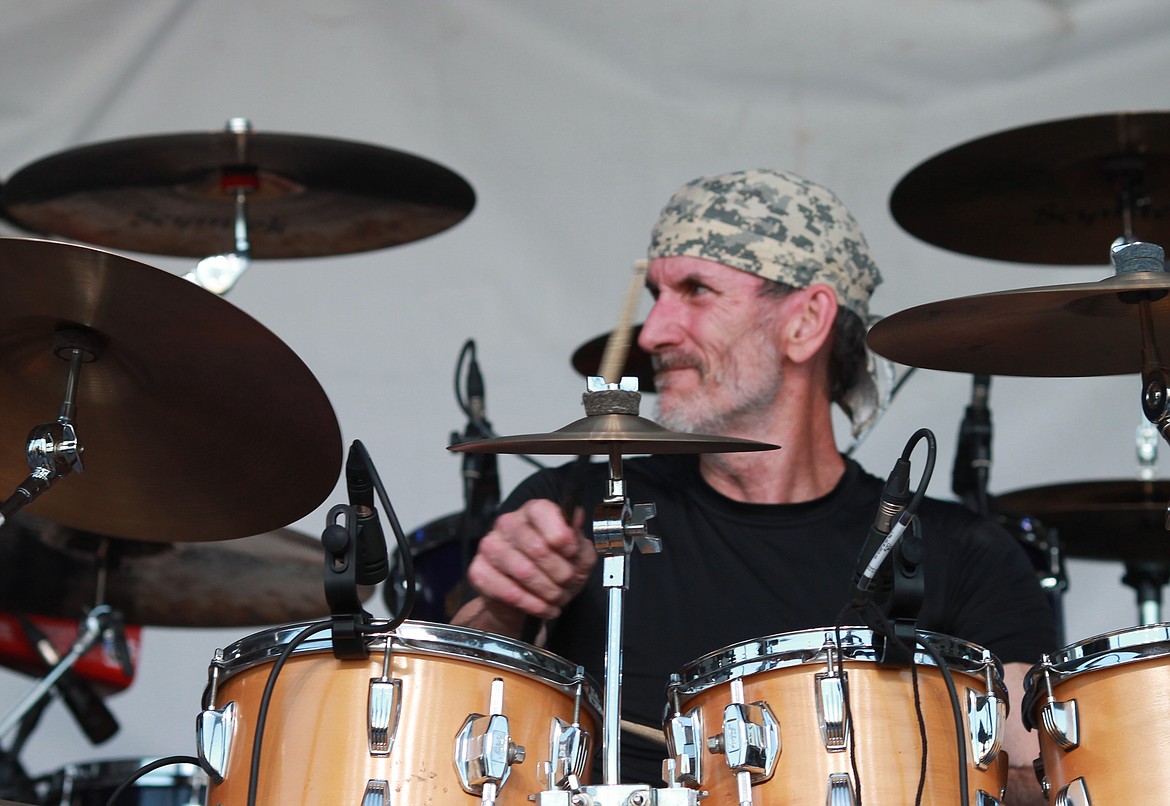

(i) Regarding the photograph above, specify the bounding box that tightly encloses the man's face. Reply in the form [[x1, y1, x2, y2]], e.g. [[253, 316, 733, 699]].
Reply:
[[637, 255, 787, 435]]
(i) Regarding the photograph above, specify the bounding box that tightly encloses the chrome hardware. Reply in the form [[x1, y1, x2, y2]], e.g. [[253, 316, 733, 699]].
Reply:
[[362, 779, 389, 806], [368, 642, 402, 756], [531, 783, 704, 804], [826, 773, 855, 805], [547, 716, 591, 789], [541, 672, 591, 790], [706, 679, 779, 805], [1037, 658, 1079, 751], [664, 708, 702, 789], [663, 676, 702, 789], [1055, 777, 1091, 806], [976, 790, 1004, 805], [196, 700, 235, 784], [454, 677, 526, 805], [815, 646, 848, 752], [967, 649, 1005, 770], [1034, 756, 1051, 800]]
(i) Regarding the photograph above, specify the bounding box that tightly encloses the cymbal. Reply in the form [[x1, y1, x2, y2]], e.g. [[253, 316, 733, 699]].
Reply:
[[571, 325, 656, 392], [1, 127, 475, 259], [996, 480, 1170, 562], [866, 270, 1170, 376], [0, 237, 341, 541], [0, 513, 367, 627], [450, 413, 778, 455], [890, 111, 1170, 264]]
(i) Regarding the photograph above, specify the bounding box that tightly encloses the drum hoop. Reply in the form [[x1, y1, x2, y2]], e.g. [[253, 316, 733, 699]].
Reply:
[[673, 626, 1003, 696], [1031, 623, 1170, 681], [210, 619, 603, 716]]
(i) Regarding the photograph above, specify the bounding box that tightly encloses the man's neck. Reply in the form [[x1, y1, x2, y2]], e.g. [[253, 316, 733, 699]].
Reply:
[[697, 400, 845, 505]]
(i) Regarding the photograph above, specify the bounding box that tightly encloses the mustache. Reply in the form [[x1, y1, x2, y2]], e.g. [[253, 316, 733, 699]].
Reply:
[[652, 352, 704, 375]]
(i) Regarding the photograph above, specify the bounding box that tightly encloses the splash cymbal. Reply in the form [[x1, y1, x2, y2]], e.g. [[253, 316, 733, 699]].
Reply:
[[890, 111, 1170, 264], [866, 270, 1170, 376], [450, 413, 778, 455], [996, 480, 1170, 562], [0, 237, 341, 541], [0, 513, 366, 627], [1, 126, 475, 259]]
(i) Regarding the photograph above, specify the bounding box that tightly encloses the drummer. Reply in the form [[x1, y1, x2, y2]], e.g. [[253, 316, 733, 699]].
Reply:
[[452, 168, 1055, 802]]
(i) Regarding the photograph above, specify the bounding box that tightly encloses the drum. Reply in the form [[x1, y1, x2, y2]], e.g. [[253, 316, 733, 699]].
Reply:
[[668, 627, 1008, 804], [1024, 623, 1170, 803], [198, 620, 601, 805], [34, 758, 206, 805]]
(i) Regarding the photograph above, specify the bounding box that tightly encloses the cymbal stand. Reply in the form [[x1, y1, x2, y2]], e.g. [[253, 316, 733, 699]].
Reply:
[[0, 327, 97, 526], [534, 378, 700, 806], [185, 117, 255, 296], [0, 604, 115, 740]]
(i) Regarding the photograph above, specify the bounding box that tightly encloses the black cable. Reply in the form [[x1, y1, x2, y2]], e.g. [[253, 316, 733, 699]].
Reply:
[[103, 755, 201, 806], [452, 337, 545, 471], [916, 635, 969, 806], [351, 438, 414, 630], [245, 621, 330, 806]]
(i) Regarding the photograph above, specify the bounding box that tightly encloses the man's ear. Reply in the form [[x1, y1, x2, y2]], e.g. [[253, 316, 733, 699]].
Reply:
[[783, 284, 838, 364]]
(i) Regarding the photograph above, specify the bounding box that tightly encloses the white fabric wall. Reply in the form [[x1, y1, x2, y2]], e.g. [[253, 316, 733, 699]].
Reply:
[[0, 0, 1168, 777]]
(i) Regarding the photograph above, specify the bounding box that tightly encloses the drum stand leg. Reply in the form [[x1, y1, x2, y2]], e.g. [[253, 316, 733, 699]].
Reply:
[[1122, 560, 1169, 625]]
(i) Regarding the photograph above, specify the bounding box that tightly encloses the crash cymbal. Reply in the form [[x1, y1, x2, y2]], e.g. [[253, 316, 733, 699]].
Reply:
[[0, 237, 341, 541], [571, 325, 656, 391], [1, 125, 475, 259], [0, 513, 367, 627], [450, 413, 778, 455], [867, 270, 1170, 376], [996, 480, 1170, 562], [890, 111, 1170, 264]]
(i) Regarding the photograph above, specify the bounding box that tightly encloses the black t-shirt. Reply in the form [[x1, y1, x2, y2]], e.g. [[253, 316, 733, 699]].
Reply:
[[500, 454, 1057, 784]]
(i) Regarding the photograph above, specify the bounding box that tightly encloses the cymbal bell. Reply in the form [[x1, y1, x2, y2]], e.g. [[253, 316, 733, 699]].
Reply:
[[0, 513, 368, 627], [450, 413, 778, 455], [867, 269, 1170, 376], [1, 126, 475, 259], [996, 480, 1170, 563], [571, 325, 656, 392], [0, 237, 341, 541], [890, 111, 1170, 264]]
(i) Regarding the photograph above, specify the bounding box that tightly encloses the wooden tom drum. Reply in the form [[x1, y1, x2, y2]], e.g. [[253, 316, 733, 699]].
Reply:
[[668, 627, 1008, 804], [198, 621, 601, 805]]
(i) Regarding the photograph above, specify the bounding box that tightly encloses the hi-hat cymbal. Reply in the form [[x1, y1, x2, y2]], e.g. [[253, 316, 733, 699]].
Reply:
[[866, 270, 1170, 377], [996, 480, 1170, 562], [0, 513, 366, 627], [890, 111, 1170, 264], [1, 127, 475, 259], [0, 237, 341, 541], [571, 325, 656, 392], [450, 413, 778, 455]]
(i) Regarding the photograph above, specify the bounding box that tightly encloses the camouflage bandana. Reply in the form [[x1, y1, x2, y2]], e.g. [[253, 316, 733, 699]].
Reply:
[[647, 168, 884, 438]]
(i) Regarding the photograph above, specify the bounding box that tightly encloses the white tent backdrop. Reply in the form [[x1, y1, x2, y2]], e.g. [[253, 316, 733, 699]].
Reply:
[[0, 0, 1168, 778]]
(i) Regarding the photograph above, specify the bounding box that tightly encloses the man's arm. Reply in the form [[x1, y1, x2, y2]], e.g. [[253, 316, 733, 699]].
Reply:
[[1002, 661, 1045, 805]]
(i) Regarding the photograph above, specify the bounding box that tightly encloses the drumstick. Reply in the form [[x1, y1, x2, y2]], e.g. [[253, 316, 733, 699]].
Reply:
[[599, 260, 648, 385], [621, 717, 667, 748]]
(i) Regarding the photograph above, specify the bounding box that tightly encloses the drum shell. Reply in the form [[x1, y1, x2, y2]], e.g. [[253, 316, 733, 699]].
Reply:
[[1027, 624, 1170, 801], [674, 627, 1007, 804], [203, 621, 600, 806]]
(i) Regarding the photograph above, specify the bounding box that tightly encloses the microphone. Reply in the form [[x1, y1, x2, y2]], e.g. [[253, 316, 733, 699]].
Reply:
[[854, 456, 912, 596], [18, 617, 119, 745], [467, 349, 487, 431], [347, 443, 390, 586], [952, 374, 992, 514]]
